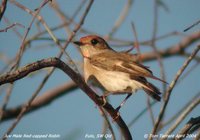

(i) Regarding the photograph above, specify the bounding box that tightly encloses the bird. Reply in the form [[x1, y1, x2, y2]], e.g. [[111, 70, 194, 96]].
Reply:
[[73, 35, 165, 109]]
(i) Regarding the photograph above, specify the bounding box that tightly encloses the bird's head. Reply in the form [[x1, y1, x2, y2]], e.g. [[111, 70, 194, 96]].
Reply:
[[73, 35, 111, 58]]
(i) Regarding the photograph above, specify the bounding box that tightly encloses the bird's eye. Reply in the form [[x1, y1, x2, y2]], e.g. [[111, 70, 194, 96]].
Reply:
[[91, 39, 98, 45]]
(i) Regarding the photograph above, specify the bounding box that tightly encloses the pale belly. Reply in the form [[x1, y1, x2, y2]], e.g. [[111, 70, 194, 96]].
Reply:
[[91, 67, 142, 92], [84, 59, 142, 93]]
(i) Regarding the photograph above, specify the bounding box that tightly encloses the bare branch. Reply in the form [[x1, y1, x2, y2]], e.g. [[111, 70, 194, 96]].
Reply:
[[25, 31, 200, 63], [9, 0, 50, 71], [1, 2, 52, 138], [0, 57, 132, 140], [175, 116, 200, 140], [147, 97, 155, 126], [0, 22, 25, 32], [1, 1, 95, 139], [149, 44, 200, 139], [2, 17, 23, 39], [107, 0, 133, 37], [151, 0, 166, 94], [161, 96, 200, 139], [160, 91, 200, 130], [128, 100, 156, 128], [10, 0, 79, 72], [141, 31, 200, 62], [0, 84, 13, 121], [0, 81, 77, 121], [129, 61, 200, 129], [126, 22, 140, 55]]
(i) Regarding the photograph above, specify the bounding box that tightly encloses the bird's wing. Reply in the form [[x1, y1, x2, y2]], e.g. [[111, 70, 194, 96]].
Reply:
[[90, 51, 166, 83], [90, 51, 152, 76]]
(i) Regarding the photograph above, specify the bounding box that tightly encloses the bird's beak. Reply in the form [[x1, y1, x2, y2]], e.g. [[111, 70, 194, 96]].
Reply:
[[73, 41, 83, 46]]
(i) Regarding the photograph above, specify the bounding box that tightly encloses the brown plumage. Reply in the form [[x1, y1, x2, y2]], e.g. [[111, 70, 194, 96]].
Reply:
[[74, 35, 166, 101]]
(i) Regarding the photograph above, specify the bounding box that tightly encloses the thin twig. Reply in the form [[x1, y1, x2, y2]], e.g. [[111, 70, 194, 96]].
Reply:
[[182, 52, 200, 62], [49, 1, 72, 35], [152, 0, 166, 95], [147, 97, 155, 126], [50, 0, 86, 35], [99, 107, 116, 140], [160, 96, 200, 140], [149, 44, 200, 140], [0, 22, 25, 32], [146, 0, 163, 128], [10, 0, 79, 73], [10, 0, 50, 71], [0, 56, 16, 74], [128, 61, 200, 129], [107, 0, 133, 38], [128, 100, 156, 128], [2, 68, 53, 139], [24, 31, 200, 63], [184, 19, 200, 32], [3, 17, 23, 39], [25, 23, 185, 50], [160, 92, 200, 130], [0, 84, 13, 122], [177, 61, 200, 82], [125, 22, 141, 57], [141, 31, 200, 62], [24, 12, 93, 46]]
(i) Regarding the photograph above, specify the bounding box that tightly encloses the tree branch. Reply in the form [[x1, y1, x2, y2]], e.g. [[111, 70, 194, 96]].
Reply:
[[175, 116, 200, 140], [141, 31, 200, 62], [2, 1, 95, 138], [0, 57, 132, 140], [0, 81, 77, 121], [161, 96, 200, 140]]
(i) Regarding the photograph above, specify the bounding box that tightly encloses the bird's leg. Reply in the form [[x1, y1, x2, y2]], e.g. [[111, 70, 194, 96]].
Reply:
[[116, 94, 132, 112], [111, 94, 132, 122]]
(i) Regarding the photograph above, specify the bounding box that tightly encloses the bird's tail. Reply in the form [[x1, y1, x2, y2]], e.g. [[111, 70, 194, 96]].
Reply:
[[130, 75, 162, 101], [142, 82, 161, 101]]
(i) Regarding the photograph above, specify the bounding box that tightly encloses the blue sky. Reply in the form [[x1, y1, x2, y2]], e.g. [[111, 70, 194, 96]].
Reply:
[[0, 0, 200, 139]]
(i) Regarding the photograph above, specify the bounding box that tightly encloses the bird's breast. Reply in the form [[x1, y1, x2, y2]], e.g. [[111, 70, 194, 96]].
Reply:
[[84, 59, 142, 92], [84, 58, 95, 82]]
